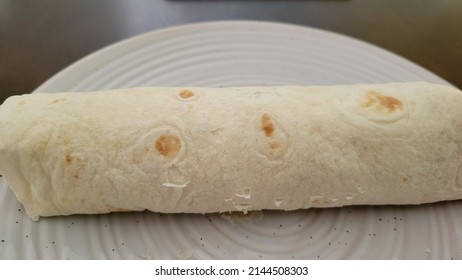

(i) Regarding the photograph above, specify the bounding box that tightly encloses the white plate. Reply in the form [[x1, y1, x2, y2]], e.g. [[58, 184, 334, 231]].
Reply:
[[1, 21, 461, 259]]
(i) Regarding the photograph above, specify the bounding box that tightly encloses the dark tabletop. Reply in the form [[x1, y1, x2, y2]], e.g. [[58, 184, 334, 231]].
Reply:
[[1, 0, 461, 103]]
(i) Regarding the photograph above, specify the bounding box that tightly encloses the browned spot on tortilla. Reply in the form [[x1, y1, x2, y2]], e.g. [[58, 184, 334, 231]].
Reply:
[[179, 89, 195, 99], [17, 100, 26, 106], [361, 91, 403, 113], [65, 155, 72, 164], [261, 114, 275, 137], [269, 141, 282, 150], [73, 174, 79, 179], [402, 177, 409, 182], [155, 135, 181, 159]]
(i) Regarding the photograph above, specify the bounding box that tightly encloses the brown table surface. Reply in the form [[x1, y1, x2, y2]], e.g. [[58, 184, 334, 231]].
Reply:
[[1, 0, 461, 103]]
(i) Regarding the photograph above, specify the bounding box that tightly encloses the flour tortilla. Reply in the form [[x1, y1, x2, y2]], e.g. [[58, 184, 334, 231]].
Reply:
[[0, 82, 461, 221]]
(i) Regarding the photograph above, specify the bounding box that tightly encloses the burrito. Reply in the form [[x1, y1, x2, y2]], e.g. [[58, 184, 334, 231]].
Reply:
[[0, 82, 461, 221]]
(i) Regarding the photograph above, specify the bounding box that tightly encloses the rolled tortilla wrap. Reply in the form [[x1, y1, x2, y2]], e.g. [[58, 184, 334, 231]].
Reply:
[[0, 82, 461, 221]]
